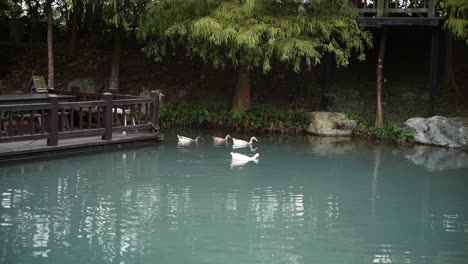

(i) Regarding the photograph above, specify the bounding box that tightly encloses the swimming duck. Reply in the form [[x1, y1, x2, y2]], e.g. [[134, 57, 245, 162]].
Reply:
[[177, 135, 201, 143], [232, 137, 258, 148], [230, 152, 259, 162], [212, 135, 232, 144]]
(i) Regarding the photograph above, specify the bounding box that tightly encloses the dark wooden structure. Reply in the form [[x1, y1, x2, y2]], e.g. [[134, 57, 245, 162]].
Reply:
[[0, 89, 163, 148], [321, 0, 444, 117]]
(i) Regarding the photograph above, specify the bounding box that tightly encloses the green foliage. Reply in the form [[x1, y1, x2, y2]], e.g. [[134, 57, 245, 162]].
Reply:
[[351, 116, 414, 144], [139, 0, 372, 72], [160, 102, 308, 134], [441, 0, 468, 43]]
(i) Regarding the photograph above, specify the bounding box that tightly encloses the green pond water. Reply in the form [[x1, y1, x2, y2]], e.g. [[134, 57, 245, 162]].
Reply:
[[1, 133, 467, 264]]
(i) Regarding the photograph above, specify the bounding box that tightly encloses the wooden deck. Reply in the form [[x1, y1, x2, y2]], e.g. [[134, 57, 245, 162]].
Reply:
[[0, 131, 163, 163], [0, 89, 164, 162]]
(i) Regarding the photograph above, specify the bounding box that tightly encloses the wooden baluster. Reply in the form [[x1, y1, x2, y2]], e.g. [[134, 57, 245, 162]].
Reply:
[[19, 112, 24, 136], [30, 110, 35, 134], [79, 107, 83, 130], [151, 90, 161, 131], [144, 103, 149, 123], [102, 92, 112, 140], [47, 95, 59, 146], [113, 105, 118, 126], [0, 111, 3, 137], [88, 107, 92, 129], [97, 106, 101, 128], [137, 104, 142, 125], [70, 108, 74, 131], [130, 105, 135, 126], [9, 112, 13, 136], [60, 108, 66, 131], [41, 109, 45, 133]]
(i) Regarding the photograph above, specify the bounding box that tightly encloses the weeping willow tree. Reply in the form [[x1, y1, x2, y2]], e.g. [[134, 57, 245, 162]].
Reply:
[[139, 0, 372, 111]]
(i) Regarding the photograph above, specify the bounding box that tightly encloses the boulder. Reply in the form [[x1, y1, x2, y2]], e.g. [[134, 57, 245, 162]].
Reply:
[[404, 116, 468, 148], [66, 77, 105, 93], [306, 112, 356, 136]]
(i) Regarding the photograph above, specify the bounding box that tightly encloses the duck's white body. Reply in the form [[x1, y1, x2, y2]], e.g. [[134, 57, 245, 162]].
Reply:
[[177, 135, 201, 143], [213, 135, 232, 144], [230, 152, 259, 162], [232, 137, 258, 148]]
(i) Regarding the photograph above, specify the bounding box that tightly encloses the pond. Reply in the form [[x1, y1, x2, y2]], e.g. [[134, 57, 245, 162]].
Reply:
[[1, 133, 467, 264]]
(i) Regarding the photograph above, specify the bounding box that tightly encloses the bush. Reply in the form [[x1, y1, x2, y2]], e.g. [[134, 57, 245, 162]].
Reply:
[[351, 118, 414, 144], [160, 102, 309, 134]]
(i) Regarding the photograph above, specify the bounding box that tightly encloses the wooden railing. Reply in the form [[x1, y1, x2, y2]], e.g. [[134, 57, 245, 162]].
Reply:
[[352, 0, 437, 17], [0, 90, 162, 146]]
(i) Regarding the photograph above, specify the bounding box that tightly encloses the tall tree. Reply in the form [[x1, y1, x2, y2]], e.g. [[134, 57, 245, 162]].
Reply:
[[375, 29, 387, 128], [47, 0, 55, 89], [69, 0, 80, 57], [109, 0, 128, 92], [139, 0, 372, 111], [441, 0, 467, 94], [106, 0, 134, 93]]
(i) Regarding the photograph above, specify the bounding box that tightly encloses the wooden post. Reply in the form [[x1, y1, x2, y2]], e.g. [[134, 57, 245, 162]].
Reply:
[[151, 90, 161, 131], [47, 94, 59, 146], [375, 28, 387, 128], [108, 88, 118, 95], [102, 92, 113, 140], [428, 27, 440, 117], [321, 53, 332, 111], [428, 0, 435, 17], [377, 0, 385, 17]]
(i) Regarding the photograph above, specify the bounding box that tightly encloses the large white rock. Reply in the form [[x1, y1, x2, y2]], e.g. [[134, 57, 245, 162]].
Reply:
[[306, 112, 356, 136], [404, 116, 468, 148]]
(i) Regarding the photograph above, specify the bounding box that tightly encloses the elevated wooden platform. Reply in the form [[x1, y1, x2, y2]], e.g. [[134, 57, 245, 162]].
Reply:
[[363, 17, 444, 27], [0, 132, 163, 163]]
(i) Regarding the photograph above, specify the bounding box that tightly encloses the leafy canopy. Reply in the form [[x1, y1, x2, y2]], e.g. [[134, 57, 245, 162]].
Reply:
[[442, 0, 468, 43], [139, 0, 372, 73]]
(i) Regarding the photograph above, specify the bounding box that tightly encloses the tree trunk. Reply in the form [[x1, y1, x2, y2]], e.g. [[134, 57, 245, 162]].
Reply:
[[375, 29, 387, 128], [231, 66, 251, 111], [442, 32, 460, 95], [108, 26, 122, 93], [70, 0, 79, 58], [47, 0, 55, 90]]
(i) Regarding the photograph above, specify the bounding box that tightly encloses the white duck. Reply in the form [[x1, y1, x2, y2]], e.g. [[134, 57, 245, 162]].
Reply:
[[232, 136, 258, 148], [177, 135, 201, 143], [212, 134, 232, 144], [230, 152, 259, 168], [230, 152, 259, 162]]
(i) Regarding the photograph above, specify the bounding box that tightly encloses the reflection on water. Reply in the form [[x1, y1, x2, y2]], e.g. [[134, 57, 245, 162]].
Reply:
[[402, 145, 468, 171], [0, 135, 468, 264]]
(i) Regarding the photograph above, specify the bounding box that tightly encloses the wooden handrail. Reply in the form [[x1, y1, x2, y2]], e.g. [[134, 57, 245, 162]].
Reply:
[[59, 101, 105, 108], [0, 90, 162, 146], [0, 103, 51, 111], [113, 98, 153, 105]]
